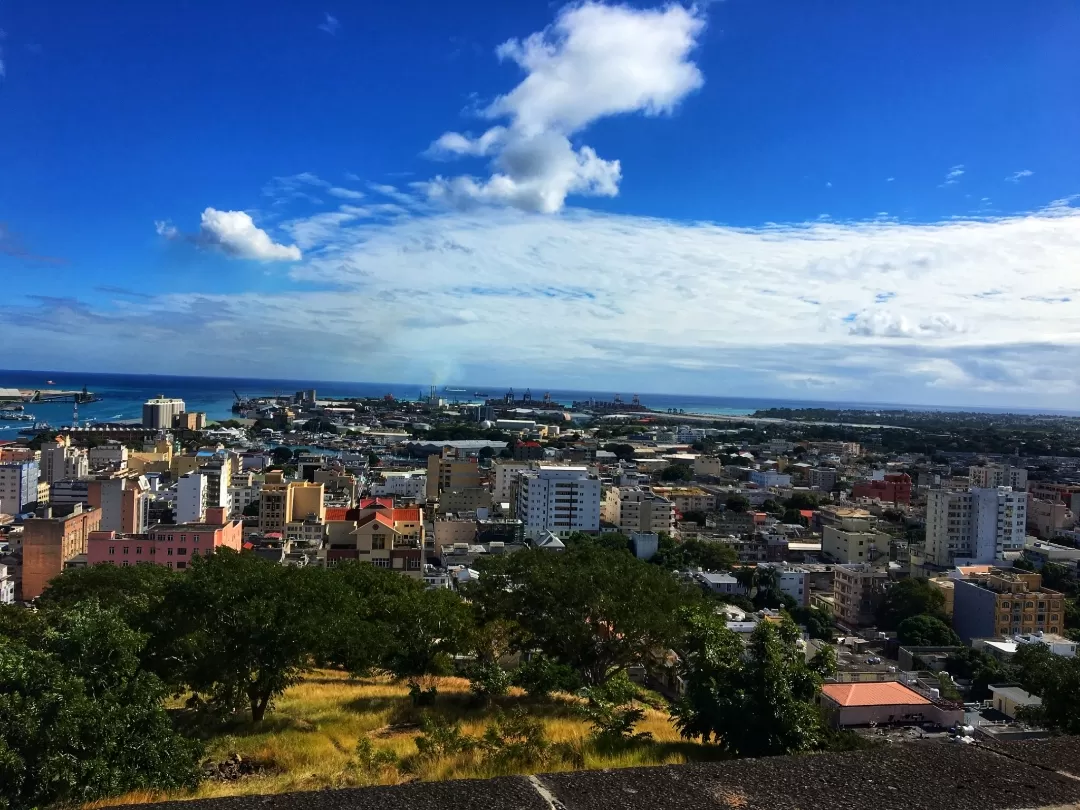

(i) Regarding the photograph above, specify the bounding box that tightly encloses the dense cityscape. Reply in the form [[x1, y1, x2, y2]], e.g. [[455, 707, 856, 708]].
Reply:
[[2, 380, 1080, 807]]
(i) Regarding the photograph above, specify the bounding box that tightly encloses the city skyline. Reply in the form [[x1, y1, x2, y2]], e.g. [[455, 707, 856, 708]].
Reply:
[[2, 1, 1079, 407]]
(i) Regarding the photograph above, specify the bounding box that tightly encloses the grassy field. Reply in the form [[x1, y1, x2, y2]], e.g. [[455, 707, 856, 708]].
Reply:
[[90, 669, 719, 806]]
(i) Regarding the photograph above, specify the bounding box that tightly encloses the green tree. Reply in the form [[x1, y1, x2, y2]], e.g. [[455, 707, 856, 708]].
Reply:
[[660, 464, 692, 482], [243, 500, 261, 517], [783, 493, 819, 511], [0, 603, 202, 810], [896, 614, 961, 647], [270, 446, 293, 466], [724, 495, 750, 513], [790, 605, 836, 641], [466, 545, 695, 686], [602, 443, 637, 462], [156, 551, 332, 722], [943, 648, 1008, 701], [383, 587, 472, 680], [671, 612, 830, 756], [875, 578, 948, 630], [1013, 644, 1080, 734], [37, 563, 176, 632]]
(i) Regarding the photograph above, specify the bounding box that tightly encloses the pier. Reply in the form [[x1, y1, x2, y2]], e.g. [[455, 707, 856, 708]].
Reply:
[[0, 386, 101, 404]]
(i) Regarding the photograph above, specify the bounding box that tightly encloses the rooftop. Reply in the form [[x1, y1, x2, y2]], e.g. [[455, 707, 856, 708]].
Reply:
[[820, 681, 930, 707]]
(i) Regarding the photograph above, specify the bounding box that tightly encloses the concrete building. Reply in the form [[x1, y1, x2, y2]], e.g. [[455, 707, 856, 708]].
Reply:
[[603, 487, 676, 535], [0, 460, 40, 514], [650, 486, 716, 514], [924, 487, 1027, 568], [87, 507, 242, 570], [517, 465, 601, 540], [177, 473, 208, 524], [88, 441, 129, 470], [426, 452, 482, 501], [371, 471, 427, 501], [629, 531, 659, 560], [749, 470, 792, 488], [21, 505, 101, 600], [40, 438, 88, 485], [50, 479, 91, 506], [174, 411, 207, 431], [987, 685, 1041, 722], [819, 681, 962, 728], [493, 461, 532, 505], [441, 487, 493, 513], [833, 564, 889, 627], [808, 468, 839, 492], [760, 563, 810, 607], [325, 503, 425, 577], [952, 568, 1065, 643], [1028, 497, 1070, 539], [90, 476, 150, 535], [0, 561, 13, 604], [227, 472, 261, 517], [142, 396, 186, 429], [258, 472, 325, 533], [969, 463, 1028, 491], [693, 456, 726, 478], [1029, 482, 1080, 514], [851, 473, 912, 505], [822, 511, 889, 564]]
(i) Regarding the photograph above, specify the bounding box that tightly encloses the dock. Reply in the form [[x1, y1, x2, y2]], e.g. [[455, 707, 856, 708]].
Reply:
[[0, 387, 101, 404]]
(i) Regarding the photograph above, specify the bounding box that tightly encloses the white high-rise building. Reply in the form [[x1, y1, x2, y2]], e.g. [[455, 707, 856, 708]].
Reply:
[[177, 473, 208, 524], [142, 396, 186, 429], [925, 486, 1027, 567], [969, 463, 1028, 491], [516, 466, 601, 540], [41, 441, 88, 485], [0, 460, 40, 515]]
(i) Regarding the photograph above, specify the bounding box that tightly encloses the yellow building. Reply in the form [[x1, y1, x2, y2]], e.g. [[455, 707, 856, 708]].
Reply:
[[258, 471, 325, 533], [928, 577, 955, 618], [426, 453, 482, 500]]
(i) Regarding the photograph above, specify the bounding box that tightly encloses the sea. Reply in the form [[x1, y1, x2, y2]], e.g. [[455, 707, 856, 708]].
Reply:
[[0, 369, 1076, 436]]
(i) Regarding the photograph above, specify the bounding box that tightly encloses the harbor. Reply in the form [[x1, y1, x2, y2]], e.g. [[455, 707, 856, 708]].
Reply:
[[0, 385, 101, 404]]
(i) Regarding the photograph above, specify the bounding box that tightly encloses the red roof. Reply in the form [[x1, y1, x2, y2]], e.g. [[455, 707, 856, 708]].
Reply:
[[821, 682, 930, 707], [324, 507, 350, 522], [393, 507, 421, 522], [358, 497, 393, 509], [355, 512, 396, 529]]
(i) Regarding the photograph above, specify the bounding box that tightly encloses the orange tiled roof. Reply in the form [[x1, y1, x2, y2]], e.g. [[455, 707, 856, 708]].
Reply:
[[358, 498, 394, 510], [324, 507, 350, 522], [354, 512, 396, 530], [393, 507, 421, 522], [821, 681, 930, 707]]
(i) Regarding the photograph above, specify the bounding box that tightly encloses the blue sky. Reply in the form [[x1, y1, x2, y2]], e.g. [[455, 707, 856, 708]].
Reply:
[[2, 1, 1079, 407]]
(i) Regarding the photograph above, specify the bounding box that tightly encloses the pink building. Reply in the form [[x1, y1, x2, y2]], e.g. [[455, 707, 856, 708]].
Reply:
[[87, 506, 242, 570]]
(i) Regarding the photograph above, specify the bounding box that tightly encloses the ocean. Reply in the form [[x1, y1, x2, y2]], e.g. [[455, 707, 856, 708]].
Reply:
[[0, 369, 1075, 436]]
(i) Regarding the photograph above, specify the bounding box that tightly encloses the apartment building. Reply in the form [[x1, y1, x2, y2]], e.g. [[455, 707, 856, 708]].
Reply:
[[426, 452, 482, 500], [759, 562, 810, 607], [808, 468, 838, 492], [602, 487, 675, 535], [832, 563, 889, 627], [50, 479, 91, 506], [952, 568, 1064, 643], [749, 470, 792, 487], [493, 461, 532, 505], [228, 471, 261, 516], [822, 510, 889, 564], [177, 473, 208, 524], [851, 473, 912, 505], [924, 487, 1027, 568], [1029, 482, 1080, 513], [0, 460, 40, 515], [1028, 497, 1070, 538], [517, 466, 601, 540], [650, 486, 717, 514], [371, 471, 427, 501], [22, 504, 102, 599], [325, 501, 425, 576], [86, 507, 242, 571], [0, 562, 13, 605], [693, 456, 726, 478], [40, 437, 88, 485], [88, 441, 129, 470], [88, 475, 150, 534], [258, 471, 325, 533], [969, 463, 1028, 491]]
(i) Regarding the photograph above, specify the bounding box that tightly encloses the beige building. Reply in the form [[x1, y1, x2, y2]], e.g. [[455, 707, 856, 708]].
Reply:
[[1028, 497, 1070, 538], [650, 486, 716, 514], [434, 518, 478, 550], [493, 461, 532, 504], [969, 463, 1027, 491], [693, 457, 726, 478], [832, 563, 889, 627], [603, 487, 675, 535], [928, 577, 955, 618], [441, 487, 492, 513], [821, 509, 887, 564], [426, 452, 482, 500], [258, 471, 325, 533]]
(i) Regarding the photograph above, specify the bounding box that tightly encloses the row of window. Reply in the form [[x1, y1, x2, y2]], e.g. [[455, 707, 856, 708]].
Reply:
[[150, 534, 206, 543], [109, 545, 213, 557]]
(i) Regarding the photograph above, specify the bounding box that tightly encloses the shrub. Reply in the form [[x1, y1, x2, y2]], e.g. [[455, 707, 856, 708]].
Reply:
[[512, 655, 581, 699], [413, 716, 477, 761], [468, 661, 512, 704]]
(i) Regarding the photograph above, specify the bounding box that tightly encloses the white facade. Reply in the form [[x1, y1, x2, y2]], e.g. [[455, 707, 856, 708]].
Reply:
[[760, 563, 809, 607], [749, 470, 792, 487], [41, 444, 88, 484], [0, 563, 13, 605], [517, 466, 601, 539], [493, 462, 532, 504], [88, 442, 129, 469], [969, 463, 1028, 492], [142, 397, 185, 429], [228, 483, 261, 516], [0, 461, 40, 515], [372, 471, 428, 501], [925, 486, 1027, 567], [176, 473, 207, 524]]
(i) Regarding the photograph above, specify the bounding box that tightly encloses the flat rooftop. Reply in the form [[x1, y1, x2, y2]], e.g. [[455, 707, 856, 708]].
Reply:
[[111, 739, 1080, 810]]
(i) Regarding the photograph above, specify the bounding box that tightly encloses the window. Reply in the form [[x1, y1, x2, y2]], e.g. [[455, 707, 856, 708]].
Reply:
[[167, 562, 173, 569], [167, 548, 173, 556], [136, 546, 142, 555], [176, 562, 187, 570], [122, 546, 129, 555], [108, 546, 115, 555], [150, 546, 156, 555], [180, 534, 186, 542], [121, 561, 129, 567], [373, 558, 390, 568], [167, 535, 173, 542], [178, 548, 187, 556], [193, 534, 200, 544]]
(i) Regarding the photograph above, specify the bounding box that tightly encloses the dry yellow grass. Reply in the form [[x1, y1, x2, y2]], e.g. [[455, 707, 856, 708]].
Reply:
[[88, 669, 716, 806]]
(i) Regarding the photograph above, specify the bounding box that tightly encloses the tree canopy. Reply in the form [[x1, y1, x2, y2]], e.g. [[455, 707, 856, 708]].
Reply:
[[875, 578, 948, 630], [896, 614, 961, 647]]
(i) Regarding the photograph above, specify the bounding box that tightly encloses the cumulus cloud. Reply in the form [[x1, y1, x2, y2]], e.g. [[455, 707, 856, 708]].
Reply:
[[847, 310, 965, 338], [197, 208, 302, 261], [424, 1, 705, 213], [1007, 169, 1034, 183]]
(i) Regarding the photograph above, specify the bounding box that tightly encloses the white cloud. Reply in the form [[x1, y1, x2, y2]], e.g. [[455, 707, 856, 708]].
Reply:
[[154, 220, 178, 239], [1007, 169, 1034, 183], [318, 12, 340, 35], [328, 186, 365, 200], [941, 164, 965, 186], [886, 177, 895, 182], [198, 208, 302, 261], [53, 200, 1071, 405], [424, 1, 705, 212]]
